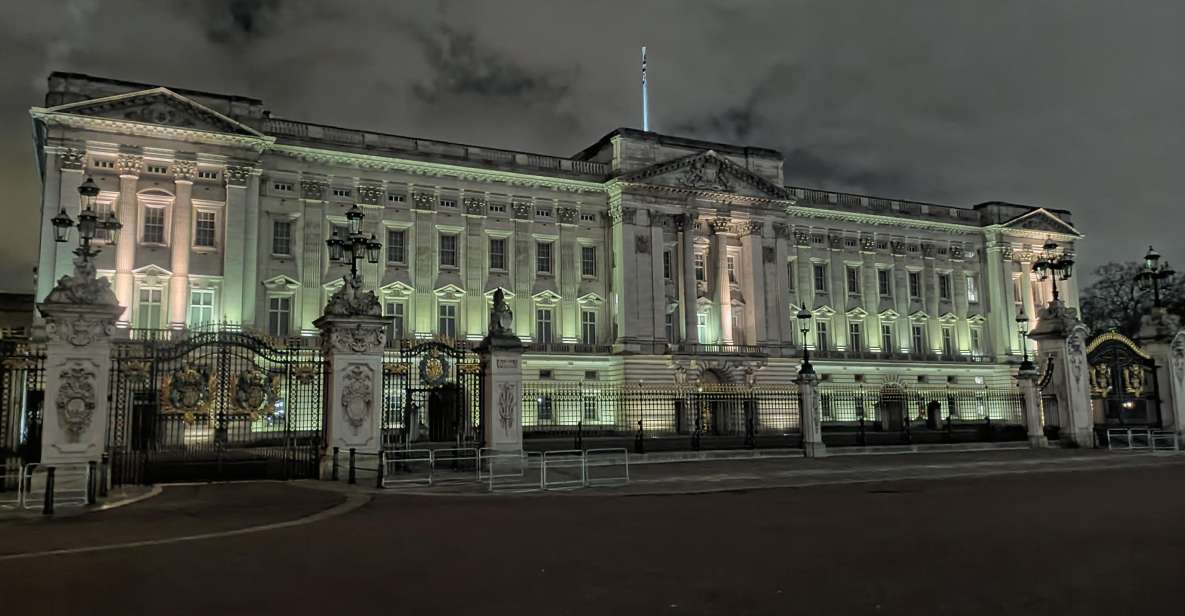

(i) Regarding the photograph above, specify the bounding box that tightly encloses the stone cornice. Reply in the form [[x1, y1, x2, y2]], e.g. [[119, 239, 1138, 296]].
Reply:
[[613, 180, 795, 208], [986, 224, 1081, 242], [30, 109, 274, 152], [784, 204, 979, 235], [271, 144, 605, 195]]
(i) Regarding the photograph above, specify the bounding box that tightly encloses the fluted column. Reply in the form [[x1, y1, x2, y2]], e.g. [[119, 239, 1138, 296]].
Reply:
[[985, 241, 1012, 358], [712, 218, 733, 345], [168, 160, 195, 328], [114, 154, 142, 326], [740, 221, 766, 345], [676, 214, 699, 344], [222, 163, 253, 325]]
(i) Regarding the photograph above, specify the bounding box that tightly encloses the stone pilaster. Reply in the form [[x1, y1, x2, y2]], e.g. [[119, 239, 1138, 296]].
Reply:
[[712, 218, 733, 345], [315, 315, 387, 474], [677, 213, 698, 344], [740, 221, 766, 345], [168, 160, 195, 327], [113, 153, 142, 326], [222, 163, 253, 324], [1029, 300, 1094, 447]]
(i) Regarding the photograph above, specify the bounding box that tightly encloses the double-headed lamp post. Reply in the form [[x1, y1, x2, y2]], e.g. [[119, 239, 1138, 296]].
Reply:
[[1030, 238, 1075, 303], [1016, 311, 1035, 372], [796, 307, 814, 375], [51, 177, 122, 264], [325, 203, 382, 281], [1135, 245, 1174, 308]]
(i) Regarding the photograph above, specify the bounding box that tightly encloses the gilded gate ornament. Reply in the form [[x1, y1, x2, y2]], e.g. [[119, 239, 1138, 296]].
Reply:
[[1089, 364, 1112, 397], [162, 363, 214, 423], [419, 348, 450, 387], [1123, 365, 1147, 396], [233, 369, 281, 419]]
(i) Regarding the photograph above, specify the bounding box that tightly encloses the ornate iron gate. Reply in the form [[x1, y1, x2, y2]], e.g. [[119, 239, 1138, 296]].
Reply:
[[108, 330, 324, 485], [0, 338, 45, 490], [1087, 332, 1161, 428], [381, 340, 483, 449]]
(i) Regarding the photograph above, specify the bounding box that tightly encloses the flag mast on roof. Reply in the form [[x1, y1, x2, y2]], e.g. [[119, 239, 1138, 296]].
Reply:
[[641, 46, 650, 132]]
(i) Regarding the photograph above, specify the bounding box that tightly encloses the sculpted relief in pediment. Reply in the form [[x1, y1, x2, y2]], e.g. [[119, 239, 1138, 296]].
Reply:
[[55, 90, 259, 136]]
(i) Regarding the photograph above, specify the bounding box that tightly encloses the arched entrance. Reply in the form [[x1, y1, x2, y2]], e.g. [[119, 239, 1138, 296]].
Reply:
[[879, 383, 906, 431]]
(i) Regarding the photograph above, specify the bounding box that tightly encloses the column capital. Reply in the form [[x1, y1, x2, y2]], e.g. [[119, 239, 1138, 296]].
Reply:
[[225, 163, 254, 188], [173, 160, 197, 183], [675, 212, 699, 232], [56, 147, 86, 171], [710, 216, 734, 235], [116, 154, 142, 178]]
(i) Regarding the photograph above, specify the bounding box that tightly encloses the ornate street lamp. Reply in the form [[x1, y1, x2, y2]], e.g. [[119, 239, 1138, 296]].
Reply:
[[326, 203, 382, 283], [52, 177, 122, 263], [1136, 245, 1174, 308], [1031, 238, 1074, 303], [796, 307, 814, 375], [1016, 311, 1035, 372]]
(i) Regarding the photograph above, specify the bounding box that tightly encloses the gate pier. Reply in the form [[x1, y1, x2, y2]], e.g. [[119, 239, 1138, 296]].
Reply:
[[315, 314, 387, 479], [1029, 299, 1094, 448]]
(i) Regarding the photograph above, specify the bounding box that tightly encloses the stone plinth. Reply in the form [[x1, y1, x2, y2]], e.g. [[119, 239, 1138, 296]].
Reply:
[[38, 301, 124, 465], [315, 315, 387, 473], [1029, 300, 1094, 448], [1017, 366, 1047, 448], [1137, 309, 1185, 438], [797, 371, 826, 458], [476, 333, 524, 452]]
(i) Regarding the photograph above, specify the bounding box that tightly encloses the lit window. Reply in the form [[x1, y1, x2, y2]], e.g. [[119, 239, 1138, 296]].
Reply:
[[966, 275, 979, 304], [581, 310, 596, 345], [536, 241, 553, 274], [535, 308, 553, 343], [387, 229, 406, 264], [694, 253, 706, 282], [272, 220, 291, 255], [911, 324, 926, 352], [581, 246, 597, 277], [386, 302, 405, 340], [848, 322, 863, 351], [268, 296, 291, 337], [696, 312, 708, 342], [970, 327, 983, 357], [489, 237, 506, 270], [137, 288, 162, 329], [813, 264, 828, 293], [727, 256, 738, 284], [194, 211, 217, 248], [816, 321, 830, 351], [942, 327, 955, 357], [143, 207, 166, 244], [188, 289, 215, 326], [438, 303, 457, 339], [882, 324, 894, 353], [537, 395, 554, 421], [439, 234, 458, 267]]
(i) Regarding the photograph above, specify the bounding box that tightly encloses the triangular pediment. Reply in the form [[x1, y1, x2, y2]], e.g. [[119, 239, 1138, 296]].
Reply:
[[379, 280, 414, 297], [262, 274, 301, 291], [618, 150, 791, 200], [576, 292, 605, 306], [909, 310, 930, 321], [1002, 208, 1081, 236], [46, 88, 264, 137], [879, 308, 901, 320]]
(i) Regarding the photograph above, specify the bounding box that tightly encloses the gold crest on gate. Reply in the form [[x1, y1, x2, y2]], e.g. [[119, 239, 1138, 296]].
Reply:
[[418, 348, 449, 387], [233, 368, 281, 419], [161, 363, 214, 424]]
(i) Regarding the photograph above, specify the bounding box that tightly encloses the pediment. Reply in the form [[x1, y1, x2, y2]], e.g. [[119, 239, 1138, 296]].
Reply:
[[967, 313, 987, 324], [379, 280, 414, 297], [618, 150, 791, 200], [532, 289, 561, 305], [1002, 208, 1081, 236], [433, 283, 465, 299], [483, 286, 514, 299], [46, 88, 264, 137], [263, 274, 301, 291], [937, 312, 959, 324], [909, 310, 930, 321], [846, 307, 869, 319], [879, 308, 901, 320], [812, 305, 837, 317], [576, 292, 605, 306]]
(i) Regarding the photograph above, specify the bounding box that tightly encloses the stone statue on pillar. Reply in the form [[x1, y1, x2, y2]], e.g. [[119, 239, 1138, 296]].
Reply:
[[477, 288, 524, 451], [1028, 298, 1094, 447]]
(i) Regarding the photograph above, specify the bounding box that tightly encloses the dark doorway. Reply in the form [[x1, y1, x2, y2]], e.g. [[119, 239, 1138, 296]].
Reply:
[[880, 385, 905, 431], [428, 384, 462, 442]]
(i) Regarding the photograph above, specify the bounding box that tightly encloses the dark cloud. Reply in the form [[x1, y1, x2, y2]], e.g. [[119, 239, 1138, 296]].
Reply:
[[199, 0, 284, 44]]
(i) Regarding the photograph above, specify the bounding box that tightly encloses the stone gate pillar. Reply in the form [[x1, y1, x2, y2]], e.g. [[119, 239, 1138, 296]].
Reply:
[[798, 372, 825, 458], [314, 278, 387, 478], [1136, 308, 1185, 438], [476, 289, 524, 451], [38, 259, 125, 465], [1029, 299, 1094, 448], [1017, 364, 1047, 448]]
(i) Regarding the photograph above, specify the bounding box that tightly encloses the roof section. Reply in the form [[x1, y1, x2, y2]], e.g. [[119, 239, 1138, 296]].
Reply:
[[43, 87, 266, 138]]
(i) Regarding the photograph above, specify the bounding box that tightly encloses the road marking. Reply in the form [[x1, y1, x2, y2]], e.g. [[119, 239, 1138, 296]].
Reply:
[[0, 491, 370, 562]]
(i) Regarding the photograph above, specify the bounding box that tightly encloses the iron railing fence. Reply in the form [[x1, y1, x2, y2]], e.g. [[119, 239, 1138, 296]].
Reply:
[[816, 384, 1025, 426]]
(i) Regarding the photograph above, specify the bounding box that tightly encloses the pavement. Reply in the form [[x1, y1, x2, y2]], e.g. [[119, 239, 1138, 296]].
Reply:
[[1, 449, 1183, 615]]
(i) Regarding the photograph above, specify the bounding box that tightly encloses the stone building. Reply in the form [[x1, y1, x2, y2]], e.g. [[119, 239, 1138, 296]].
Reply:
[[29, 72, 1081, 387]]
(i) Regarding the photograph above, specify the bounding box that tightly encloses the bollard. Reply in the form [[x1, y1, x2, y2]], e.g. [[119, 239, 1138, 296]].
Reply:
[[858, 415, 867, 447], [376, 450, 385, 489], [985, 415, 994, 442], [348, 448, 357, 485], [634, 419, 645, 455], [87, 461, 97, 505], [99, 453, 109, 498], [945, 411, 953, 443], [574, 420, 584, 451], [42, 467, 56, 516], [332, 447, 340, 481]]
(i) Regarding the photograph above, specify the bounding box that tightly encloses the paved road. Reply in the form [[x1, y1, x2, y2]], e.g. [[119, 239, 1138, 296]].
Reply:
[[1, 457, 1183, 615]]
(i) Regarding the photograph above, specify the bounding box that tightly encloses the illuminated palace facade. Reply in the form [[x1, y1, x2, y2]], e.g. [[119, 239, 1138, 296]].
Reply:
[[31, 73, 1081, 387]]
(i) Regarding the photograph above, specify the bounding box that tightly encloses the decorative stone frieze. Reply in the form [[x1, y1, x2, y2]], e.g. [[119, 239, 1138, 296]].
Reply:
[[301, 179, 327, 200], [464, 197, 488, 216], [556, 207, 579, 225], [512, 200, 532, 220], [59, 147, 86, 171], [793, 229, 811, 247], [356, 184, 383, 206], [412, 192, 436, 211]]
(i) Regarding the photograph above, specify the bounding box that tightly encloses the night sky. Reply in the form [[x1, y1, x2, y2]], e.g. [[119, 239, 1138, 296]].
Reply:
[[1, 0, 1182, 294]]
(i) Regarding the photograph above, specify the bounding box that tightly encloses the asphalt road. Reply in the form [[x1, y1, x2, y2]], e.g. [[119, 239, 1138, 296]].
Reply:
[[1, 459, 1183, 615]]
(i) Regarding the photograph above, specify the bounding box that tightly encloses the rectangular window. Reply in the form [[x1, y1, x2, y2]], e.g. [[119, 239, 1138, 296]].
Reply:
[[197, 170, 217, 180], [882, 324, 894, 353], [440, 198, 457, 209], [813, 264, 828, 293], [536, 242, 553, 274], [146, 164, 168, 175], [816, 321, 830, 351], [696, 312, 708, 342], [332, 188, 352, 199], [878, 269, 892, 297], [194, 211, 217, 248], [272, 220, 291, 255], [188, 289, 214, 326], [1013, 277, 1023, 307], [143, 207, 165, 244], [942, 327, 954, 357], [268, 296, 291, 337], [581, 246, 597, 277], [137, 288, 162, 329], [694, 253, 706, 282], [663, 251, 673, 280], [535, 308, 553, 344], [786, 262, 796, 292], [386, 302, 405, 340], [93, 159, 114, 169], [911, 324, 925, 353], [580, 213, 596, 222], [581, 310, 597, 345], [439, 234, 458, 267], [966, 275, 979, 304], [908, 271, 921, 299], [939, 273, 952, 301], [438, 304, 457, 339], [970, 327, 983, 357], [537, 396, 553, 421], [846, 266, 861, 295], [489, 237, 506, 270], [665, 312, 676, 342], [727, 256, 738, 284], [272, 181, 293, 193], [848, 322, 863, 352], [387, 229, 406, 264], [387, 193, 406, 204]]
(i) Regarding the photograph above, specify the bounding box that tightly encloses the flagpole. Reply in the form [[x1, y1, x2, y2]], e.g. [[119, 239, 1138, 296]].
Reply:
[[641, 46, 650, 132]]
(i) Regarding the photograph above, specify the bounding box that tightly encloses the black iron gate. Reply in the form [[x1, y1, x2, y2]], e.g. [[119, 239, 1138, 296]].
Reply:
[[381, 340, 482, 449], [0, 338, 45, 491], [108, 330, 324, 485], [1087, 332, 1161, 429]]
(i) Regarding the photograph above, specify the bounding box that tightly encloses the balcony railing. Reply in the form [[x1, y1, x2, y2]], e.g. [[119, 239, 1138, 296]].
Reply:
[[526, 342, 613, 354], [668, 343, 769, 356], [811, 349, 991, 363]]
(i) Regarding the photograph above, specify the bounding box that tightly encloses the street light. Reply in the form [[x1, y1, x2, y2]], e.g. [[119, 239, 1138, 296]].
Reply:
[[1016, 311, 1034, 372], [796, 307, 814, 375], [1031, 238, 1074, 303], [52, 177, 122, 263], [1136, 245, 1174, 308], [326, 203, 382, 283]]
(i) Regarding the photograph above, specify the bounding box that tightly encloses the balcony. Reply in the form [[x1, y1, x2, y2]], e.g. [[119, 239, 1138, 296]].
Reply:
[[811, 349, 992, 364], [526, 342, 614, 354], [667, 343, 769, 358]]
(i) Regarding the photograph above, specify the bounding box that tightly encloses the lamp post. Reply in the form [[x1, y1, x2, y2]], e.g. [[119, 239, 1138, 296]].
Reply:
[[1135, 245, 1174, 308], [1016, 311, 1035, 372], [796, 307, 814, 375], [1030, 238, 1075, 303], [51, 177, 122, 265], [326, 203, 382, 283]]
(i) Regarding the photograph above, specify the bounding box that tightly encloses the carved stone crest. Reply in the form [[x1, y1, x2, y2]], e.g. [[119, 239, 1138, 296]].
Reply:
[[341, 364, 374, 432], [556, 207, 579, 224], [511, 201, 532, 220], [327, 321, 384, 353], [357, 185, 383, 205], [464, 197, 487, 215], [497, 382, 518, 433], [56, 363, 96, 443], [680, 156, 732, 192]]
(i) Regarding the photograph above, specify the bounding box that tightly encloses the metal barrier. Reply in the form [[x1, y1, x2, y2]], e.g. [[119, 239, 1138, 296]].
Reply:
[[541, 450, 586, 491], [22, 463, 91, 513], [485, 449, 542, 493], [380, 449, 433, 487], [430, 448, 480, 483], [0, 462, 23, 510], [1106, 428, 1180, 452], [584, 448, 630, 487]]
